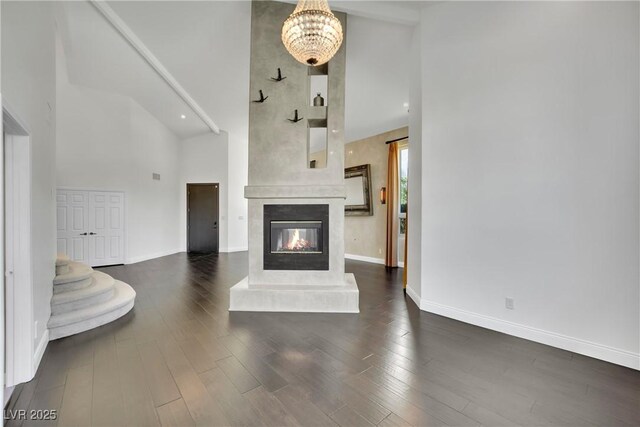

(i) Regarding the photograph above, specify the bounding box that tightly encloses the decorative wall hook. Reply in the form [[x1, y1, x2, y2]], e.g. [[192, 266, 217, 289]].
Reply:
[[252, 90, 268, 103], [271, 68, 287, 82], [288, 109, 303, 123]]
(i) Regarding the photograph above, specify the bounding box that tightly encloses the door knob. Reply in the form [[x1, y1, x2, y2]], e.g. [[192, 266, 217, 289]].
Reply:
[[89, 232, 96, 235], [79, 232, 88, 236]]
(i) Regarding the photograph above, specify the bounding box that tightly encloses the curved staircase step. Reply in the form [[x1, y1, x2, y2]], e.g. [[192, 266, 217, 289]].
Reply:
[[56, 253, 70, 267], [48, 280, 136, 340], [53, 261, 93, 285], [54, 276, 93, 294], [51, 271, 116, 315], [56, 264, 70, 276]]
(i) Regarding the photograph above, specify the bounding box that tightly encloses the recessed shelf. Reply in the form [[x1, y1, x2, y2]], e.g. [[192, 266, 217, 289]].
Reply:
[[307, 106, 327, 121], [308, 118, 327, 128], [308, 63, 328, 76], [308, 127, 328, 169], [309, 75, 328, 107], [307, 65, 328, 169]]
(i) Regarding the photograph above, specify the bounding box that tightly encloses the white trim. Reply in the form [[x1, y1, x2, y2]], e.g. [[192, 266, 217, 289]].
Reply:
[[2, 103, 36, 387], [33, 329, 49, 375], [2, 98, 30, 136], [405, 285, 421, 308], [90, 0, 220, 134], [1, 93, 4, 409], [344, 254, 405, 268], [420, 299, 640, 370], [126, 249, 181, 265], [345, 253, 385, 265], [222, 247, 248, 253]]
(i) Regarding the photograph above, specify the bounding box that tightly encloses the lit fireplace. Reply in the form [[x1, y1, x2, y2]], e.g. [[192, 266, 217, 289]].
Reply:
[[271, 221, 322, 254], [264, 205, 329, 270]]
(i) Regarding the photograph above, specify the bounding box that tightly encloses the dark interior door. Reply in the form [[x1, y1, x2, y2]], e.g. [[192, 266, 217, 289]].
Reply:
[[187, 184, 219, 253]]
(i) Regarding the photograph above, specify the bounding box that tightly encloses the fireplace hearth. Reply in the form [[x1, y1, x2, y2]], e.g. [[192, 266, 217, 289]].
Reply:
[[264, 204, 329, 270]]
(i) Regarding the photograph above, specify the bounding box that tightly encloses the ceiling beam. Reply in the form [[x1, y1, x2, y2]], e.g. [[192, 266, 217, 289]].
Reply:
[[90, 0, 220, 134]]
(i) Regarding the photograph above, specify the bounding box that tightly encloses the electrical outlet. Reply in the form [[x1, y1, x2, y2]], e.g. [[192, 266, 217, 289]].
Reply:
[[505, 297, 515, 310], [378, 248, 382, 255]]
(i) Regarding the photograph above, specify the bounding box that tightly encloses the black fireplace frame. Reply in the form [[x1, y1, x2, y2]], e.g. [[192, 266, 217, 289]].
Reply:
[[264, 204, 329, 270]]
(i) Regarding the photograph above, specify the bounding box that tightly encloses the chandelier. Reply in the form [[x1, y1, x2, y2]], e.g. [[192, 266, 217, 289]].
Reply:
[[282, 0, 343, 66]]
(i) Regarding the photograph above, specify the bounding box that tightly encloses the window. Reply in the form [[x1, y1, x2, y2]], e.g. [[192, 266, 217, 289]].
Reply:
[[399, 145, 408, 235]]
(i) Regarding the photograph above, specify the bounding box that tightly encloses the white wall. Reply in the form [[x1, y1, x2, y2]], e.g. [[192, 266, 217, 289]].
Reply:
[[178, 132, 229, 252], [406, 23, 422, 303], [107, 1, 251, 252], [417, 1, 639, 368], [56, 38, 181, 264], [345, 15, 412, 143], [2, 1, 57, 364]]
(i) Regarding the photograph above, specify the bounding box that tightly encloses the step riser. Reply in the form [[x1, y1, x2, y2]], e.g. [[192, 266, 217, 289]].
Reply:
[[48, 281, 136, 329], [49, 299, 135, 340], [52, 272, 115, 303], [54, 277, 93, 294], [56, 264, 70, 275], [53, 261, 93, 285], [55, 254, 70, 268], [51, 288, 115, 315], [49, 258, 136, 340]]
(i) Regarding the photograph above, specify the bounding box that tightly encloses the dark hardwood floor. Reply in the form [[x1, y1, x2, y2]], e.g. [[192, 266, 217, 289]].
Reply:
[[6, 252, 640, 426]]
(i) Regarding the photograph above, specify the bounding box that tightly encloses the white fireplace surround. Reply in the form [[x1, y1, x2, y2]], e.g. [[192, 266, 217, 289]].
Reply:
[[230, 184, 359, 313], [246, 185, 346, 286]]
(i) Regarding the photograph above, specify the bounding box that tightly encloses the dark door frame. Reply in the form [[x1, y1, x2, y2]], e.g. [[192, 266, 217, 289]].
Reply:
[[187, 183, 220, 253]]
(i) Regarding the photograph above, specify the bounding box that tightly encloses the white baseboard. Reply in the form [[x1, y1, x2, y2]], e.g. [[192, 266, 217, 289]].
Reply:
[[420, 299, 640, 370], [345, 253, 385, 265], [126, 249, 181, 264], [222, 247, 248, 253], [405, 285, 421, 308], [33, 329, 49, 375], [344, 253, 405, 268]]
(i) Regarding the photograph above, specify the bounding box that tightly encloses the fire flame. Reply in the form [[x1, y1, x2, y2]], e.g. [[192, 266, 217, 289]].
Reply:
[[285, 229, 311, 251]]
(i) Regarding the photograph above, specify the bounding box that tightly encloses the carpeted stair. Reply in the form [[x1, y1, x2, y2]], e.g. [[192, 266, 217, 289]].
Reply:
[[48, 254, 136, 340]]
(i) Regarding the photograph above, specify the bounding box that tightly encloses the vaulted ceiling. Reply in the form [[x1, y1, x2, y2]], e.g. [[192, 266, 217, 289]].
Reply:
[[57, 1, 412, 142]]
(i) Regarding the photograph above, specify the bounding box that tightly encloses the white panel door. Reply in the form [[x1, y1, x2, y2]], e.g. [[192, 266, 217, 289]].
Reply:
[[57, 189, 125, 267], [88, 191, 124, 266], [56, 190, 89, 264]]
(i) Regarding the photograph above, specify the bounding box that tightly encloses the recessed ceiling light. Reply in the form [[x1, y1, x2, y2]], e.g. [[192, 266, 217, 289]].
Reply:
[[180, 114, 186, 119]]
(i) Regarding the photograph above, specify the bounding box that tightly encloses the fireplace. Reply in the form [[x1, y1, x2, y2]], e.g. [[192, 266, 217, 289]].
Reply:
[[264, 204, 329, 270], [271, 221, 322, 254]]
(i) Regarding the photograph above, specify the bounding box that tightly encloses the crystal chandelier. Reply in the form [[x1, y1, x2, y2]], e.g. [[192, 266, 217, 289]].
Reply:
[[282, 0, 343, 66]]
